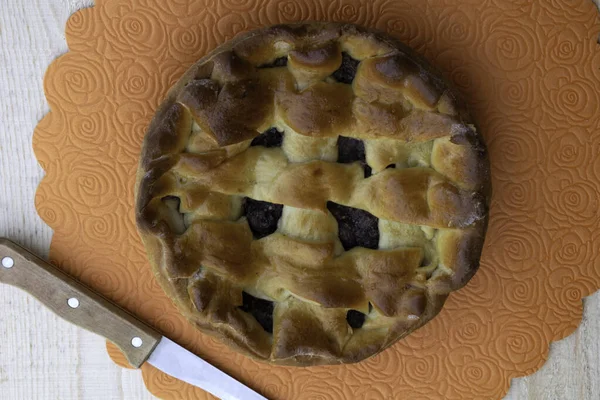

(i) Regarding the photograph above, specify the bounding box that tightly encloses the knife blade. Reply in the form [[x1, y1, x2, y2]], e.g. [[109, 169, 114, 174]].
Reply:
[[0, 238, 267, 400]]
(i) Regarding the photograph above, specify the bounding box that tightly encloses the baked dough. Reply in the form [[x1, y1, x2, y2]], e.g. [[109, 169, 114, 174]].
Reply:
[[135, 22, 490, 366]]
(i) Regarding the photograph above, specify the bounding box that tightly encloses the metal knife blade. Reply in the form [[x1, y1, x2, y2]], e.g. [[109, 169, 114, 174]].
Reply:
[[0, 238, 266, 400], [148, 337, 266, 400]]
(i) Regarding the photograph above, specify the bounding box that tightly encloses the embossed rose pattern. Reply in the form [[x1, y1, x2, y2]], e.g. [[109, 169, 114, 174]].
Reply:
[[33, 0, 600, 399]]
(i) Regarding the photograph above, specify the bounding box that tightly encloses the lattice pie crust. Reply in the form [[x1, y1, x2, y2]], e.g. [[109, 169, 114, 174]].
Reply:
[[135, 22, 491, 366]]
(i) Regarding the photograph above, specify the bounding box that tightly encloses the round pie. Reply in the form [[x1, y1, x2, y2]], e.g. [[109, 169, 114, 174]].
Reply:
[[135, 22, 491, 366]]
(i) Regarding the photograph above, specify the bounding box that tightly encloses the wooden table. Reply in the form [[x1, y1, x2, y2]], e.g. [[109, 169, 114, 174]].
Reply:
[[0, 1, 598, 399]]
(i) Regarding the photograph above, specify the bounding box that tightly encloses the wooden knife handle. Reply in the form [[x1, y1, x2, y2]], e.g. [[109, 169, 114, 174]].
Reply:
[[0, 238, 161, 368]]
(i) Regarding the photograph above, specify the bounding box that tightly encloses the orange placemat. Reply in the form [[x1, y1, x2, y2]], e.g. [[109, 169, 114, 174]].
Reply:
[[33, 0, 600, 398]]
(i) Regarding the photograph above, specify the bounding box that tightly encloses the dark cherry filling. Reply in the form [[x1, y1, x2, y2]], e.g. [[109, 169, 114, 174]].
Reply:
[[258, 56, 288, 68], [250, 127, 283, 148], [242, 197, 283, 239], [327, 202, 379, 251], [337, 136, 372, 178], [332, 52, 360, 84], [346, 309, 366, 329], [239, 291, 274, 333]]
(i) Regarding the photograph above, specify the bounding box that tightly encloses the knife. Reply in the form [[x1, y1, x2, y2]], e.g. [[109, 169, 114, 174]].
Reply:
[[0, 238, 267, 400]]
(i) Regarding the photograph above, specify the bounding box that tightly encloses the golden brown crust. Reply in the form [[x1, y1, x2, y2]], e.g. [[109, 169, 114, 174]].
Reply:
[[135, 22, 491, 366]]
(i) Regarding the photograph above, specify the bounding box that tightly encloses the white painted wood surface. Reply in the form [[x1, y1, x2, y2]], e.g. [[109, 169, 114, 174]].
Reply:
[[0, 1, 598, 399]]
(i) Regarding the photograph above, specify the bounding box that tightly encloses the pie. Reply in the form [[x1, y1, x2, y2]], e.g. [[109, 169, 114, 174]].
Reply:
[[135, 22, 491, 366]]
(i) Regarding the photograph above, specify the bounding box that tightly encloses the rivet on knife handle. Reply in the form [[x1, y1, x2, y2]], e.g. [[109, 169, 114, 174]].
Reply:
[[0, 238, 161, 368]]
